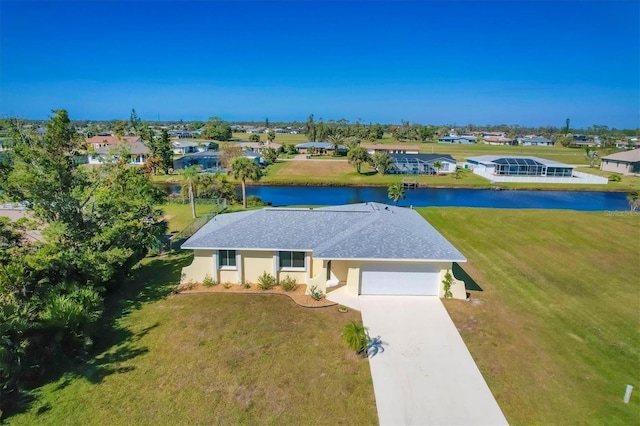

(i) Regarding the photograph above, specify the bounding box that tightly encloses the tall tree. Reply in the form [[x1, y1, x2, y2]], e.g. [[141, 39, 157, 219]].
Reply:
[[262, 147, 279, 164], [249, 133, 261, 143], [229, 157, 262, 208], [327, 133, 345, 156], [130, 108, 141, 131], [347, 146, 370, 173], [585, 148, 599, 168], [157, 129, 173, 173], [267, 130, 276, 144], [305, 114, 316, 142], [387, 183, 406, 205], [203, 117, 232, 141], [180, 165, 200, 219]]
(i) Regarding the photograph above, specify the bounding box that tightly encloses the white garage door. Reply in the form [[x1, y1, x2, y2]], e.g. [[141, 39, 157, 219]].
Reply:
[[360, 263, 440, 296]]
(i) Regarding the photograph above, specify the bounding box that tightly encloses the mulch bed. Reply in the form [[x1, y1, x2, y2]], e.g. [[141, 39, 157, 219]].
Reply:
[[177, 282, 337, 308]]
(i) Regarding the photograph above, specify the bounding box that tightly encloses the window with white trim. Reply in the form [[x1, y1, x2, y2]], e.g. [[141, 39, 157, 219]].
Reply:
[[218, 250, 236, 268], [278, 251, 305, 269]]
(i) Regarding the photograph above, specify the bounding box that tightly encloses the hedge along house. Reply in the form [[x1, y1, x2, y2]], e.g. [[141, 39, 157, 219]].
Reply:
[[180, 203, 467, 299]]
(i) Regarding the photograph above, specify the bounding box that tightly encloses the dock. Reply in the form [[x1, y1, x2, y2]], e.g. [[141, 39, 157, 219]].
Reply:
[[402, 178, 418, 188]]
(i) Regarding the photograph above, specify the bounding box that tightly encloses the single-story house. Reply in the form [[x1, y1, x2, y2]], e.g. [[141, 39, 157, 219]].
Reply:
[[86, 135, 142, 149], [88, 141, 150, 165], [173, 151, 261, 171], [518, 136, 554, 146], [388, 153, 457, 175], [168, 130, 194, 138], [466, 155, 574, 177], [295, 142, 349, 154], [237, 141, 283, 153], [483, 136, 516, 146], [361, 144, 420, 155], [600, 148, 640, 175], [181, 203, 467, 299], [172, 141, 199, 155], [438, 135, 477, 144]]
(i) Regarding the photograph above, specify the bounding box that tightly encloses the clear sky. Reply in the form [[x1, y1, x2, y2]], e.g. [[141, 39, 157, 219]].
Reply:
[[0, 1, 638, 128]]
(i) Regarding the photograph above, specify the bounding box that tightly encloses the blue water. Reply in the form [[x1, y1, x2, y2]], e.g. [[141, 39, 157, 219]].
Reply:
[[243, 186, 629, 211]]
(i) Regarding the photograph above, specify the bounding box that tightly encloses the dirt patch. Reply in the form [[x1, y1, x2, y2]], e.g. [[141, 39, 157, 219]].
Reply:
[[177, 282, 337, 308]]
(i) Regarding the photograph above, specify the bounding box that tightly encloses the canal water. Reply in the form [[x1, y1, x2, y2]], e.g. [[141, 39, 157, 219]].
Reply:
[[163, 184, 630, 211]]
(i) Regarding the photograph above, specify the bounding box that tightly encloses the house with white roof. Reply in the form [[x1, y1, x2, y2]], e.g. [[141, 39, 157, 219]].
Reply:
[[180, 203, 467, 299]]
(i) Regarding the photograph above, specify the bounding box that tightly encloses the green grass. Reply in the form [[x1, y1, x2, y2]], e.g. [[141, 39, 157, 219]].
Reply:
[[419, 208, 640, 425], [8, 253, 377, 425], [161, 203, 222, 233]]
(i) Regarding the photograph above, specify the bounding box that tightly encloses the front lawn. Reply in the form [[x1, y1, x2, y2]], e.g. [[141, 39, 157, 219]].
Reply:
[[8, 253, 377, 425], [420, 208, 640, 425]]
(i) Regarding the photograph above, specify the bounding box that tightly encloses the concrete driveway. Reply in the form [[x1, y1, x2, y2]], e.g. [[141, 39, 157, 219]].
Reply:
[[359, 296, 508, 426]]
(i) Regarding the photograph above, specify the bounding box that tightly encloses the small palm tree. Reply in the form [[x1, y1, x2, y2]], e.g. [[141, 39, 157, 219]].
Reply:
[[327, 133, 345, 156], [371, 151, 394, 175], [432, 160, 443, 175], [249, 133, 260, 143], [387, 182, 406, 205], [627, 191, 640, 212], [341, 321, 370, 357], [585, 148, 599, 168], [229, 157, 262, 208], [180, 165, 200, 218], [347, 146, 371, 173]]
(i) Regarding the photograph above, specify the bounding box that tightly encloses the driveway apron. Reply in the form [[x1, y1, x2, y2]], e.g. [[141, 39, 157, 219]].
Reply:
[[359, 296, 508, 426]]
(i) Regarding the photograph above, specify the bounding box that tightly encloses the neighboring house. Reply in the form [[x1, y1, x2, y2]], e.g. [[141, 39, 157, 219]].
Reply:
[[483, 136, 516, 146], [88, 141, 150, 165], [172, 141, 200, 155], [361, 144, 420, 155], [614, 139, 640, 150], [600, 148, 640, 175], [438, 135, 476, 144], [86, 135, 142, 149], [237, 141, 283, 153], [388, 154, 457, 175], [168, 130, 194, 138], [180, 203, 467, 299], [173, 151, 224, 171], [518, 136, 554, 146], [295, 142, 348, 154], [466, 155, 574, 176]]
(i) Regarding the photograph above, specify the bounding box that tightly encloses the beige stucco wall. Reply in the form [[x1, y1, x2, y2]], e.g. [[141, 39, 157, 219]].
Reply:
[[218, 269, 238, 284], [242, 250, 275, 283], [181, 250, 213, 283], [601, 161, 632, 175]]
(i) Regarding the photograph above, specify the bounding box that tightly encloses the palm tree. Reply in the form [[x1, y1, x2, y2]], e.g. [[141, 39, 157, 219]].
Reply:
[[432, 160, 443, 175], [327, 133, 345, 156], [371, 151, 394, 175], [180, 165, 200, 218], [387, 182, 406, 205], [585, 148, 599, 168], [229, 157, 262, 208], [627, 191, 640, 212], [249, 133, 260, 143], [341, 321, 370, 357], [347, 146, 371, 173]]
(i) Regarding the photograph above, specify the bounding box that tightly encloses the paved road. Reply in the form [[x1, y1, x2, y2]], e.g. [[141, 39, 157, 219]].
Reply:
[[359, 296, 508, 426]]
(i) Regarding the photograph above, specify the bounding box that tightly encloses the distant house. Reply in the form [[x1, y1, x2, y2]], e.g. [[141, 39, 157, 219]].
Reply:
[[88, 141, 150, 165], [388, 154, 457, 175], [295, 142, 348, 154], [466, 155, 573, 177], [168, 130, 194, 139], [173, 151, 224, 171], [172, 141, 218, 155], [483, 136, 516, 146], [237, 141, 282, 153], [86, 135, 142, 149], [518, 136, 553, 146], [361, 144, 420, 155], [438, 135, 476, 144], [614, 139, 640, 150], [600, 148, 640, 175]]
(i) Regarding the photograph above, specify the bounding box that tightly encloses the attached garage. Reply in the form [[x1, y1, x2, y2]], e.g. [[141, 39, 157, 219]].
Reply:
[[360, 263, 440, 296]]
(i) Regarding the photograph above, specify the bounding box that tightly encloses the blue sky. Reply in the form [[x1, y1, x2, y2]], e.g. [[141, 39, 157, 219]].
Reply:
[[0, 1, 638, 128]]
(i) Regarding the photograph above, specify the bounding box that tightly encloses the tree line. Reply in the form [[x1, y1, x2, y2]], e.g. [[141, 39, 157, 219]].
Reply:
[[0, 110, 167, 418]]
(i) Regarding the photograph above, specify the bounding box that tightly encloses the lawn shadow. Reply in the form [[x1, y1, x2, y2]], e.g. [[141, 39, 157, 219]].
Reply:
[[453, 262, 483, 292], [8, 253, 192, 419]]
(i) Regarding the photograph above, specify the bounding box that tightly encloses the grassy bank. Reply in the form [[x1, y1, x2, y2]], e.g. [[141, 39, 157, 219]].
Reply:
[[420, 208, 640, 425]]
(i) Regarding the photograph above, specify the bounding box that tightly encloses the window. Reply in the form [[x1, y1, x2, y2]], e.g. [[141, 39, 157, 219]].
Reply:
[[218, 250, 236, 268], [279, 251, 305, 269]]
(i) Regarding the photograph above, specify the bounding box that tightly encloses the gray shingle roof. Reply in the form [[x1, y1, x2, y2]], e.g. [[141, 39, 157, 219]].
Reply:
[[182, 203, 466, 262], [601, 148, 640, 163]]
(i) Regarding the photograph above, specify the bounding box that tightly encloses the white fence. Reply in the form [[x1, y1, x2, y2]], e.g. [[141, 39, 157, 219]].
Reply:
[[473, 169, 608, 184]]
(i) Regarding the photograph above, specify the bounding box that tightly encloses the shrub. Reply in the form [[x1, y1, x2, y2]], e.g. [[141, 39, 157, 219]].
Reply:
[[341, 321, 370, 357], [223, 282, 232, 289], [280, 275, 298, 292], [243, 280, 252, 289], [180, 280, 196, 291], [308, 285, 324, 301], [442, 270, 453, 299], [202, 274, 215, 287], [257, 271, 276, 290], [609, 173, 622, 182]]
